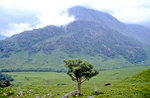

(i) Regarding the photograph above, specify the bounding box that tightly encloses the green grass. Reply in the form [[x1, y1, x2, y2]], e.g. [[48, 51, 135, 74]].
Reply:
[[1, 65, 150, 98], [1, 48, 149, 71]]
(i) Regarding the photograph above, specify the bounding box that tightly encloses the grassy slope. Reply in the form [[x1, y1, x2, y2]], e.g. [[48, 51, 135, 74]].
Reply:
[[1, 49, 148, 71], [1, 65, 150, 97], [2, 40, 150, 71]]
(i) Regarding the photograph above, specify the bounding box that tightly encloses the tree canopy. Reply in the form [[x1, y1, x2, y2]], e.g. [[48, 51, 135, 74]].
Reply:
[[64, 59, 99, 96]]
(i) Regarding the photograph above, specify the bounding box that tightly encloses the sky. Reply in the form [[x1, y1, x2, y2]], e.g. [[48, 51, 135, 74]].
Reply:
[[0, 0, 150, 37]]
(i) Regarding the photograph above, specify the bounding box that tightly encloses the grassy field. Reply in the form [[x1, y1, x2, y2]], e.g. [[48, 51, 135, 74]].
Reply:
[[1, 65, 150, 98]]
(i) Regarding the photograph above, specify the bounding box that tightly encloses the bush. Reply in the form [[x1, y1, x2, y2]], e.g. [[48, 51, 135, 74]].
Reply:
[[0, 80, 11, 87], [0, 72, 13, 81]]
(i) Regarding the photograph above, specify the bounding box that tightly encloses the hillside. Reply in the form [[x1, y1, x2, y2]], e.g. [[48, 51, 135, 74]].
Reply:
[[0, 6, 150, 71], [130, 69, 150, 82], [126, 24, 150, 45]]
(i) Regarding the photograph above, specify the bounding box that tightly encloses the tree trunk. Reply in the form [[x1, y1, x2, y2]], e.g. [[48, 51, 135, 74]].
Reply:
[[77, 78, 81, 96]]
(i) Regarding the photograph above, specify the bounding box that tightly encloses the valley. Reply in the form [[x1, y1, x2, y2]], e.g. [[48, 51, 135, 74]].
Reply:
[[1, 65, 150, 97]]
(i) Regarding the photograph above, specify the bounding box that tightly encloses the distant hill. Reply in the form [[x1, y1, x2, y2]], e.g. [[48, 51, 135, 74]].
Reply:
[[141, 22, 150, 29], [0, 35, 7, 40], [0, 6, 150, 71]]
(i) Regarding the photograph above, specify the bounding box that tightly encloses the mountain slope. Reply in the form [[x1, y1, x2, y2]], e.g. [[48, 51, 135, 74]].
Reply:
[[68, 6, 125, 30], [126, 24, 150, 45], [68, 6, 150, 45], [61, 20, 146, 63], [0, 6, 150, 71]]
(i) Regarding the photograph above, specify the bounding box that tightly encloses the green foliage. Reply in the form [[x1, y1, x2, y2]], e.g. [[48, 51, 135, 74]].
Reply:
[[64, 59, 99, 81], [0, 72, 13, 81], [0, 72, 13, 87], [0, 87, 14, 97], [0, 80, 11, 87], [64, 59, 99, 95]]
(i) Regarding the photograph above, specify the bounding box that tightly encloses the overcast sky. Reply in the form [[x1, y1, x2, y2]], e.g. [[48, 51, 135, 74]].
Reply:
[[0, 0, 150, 37]]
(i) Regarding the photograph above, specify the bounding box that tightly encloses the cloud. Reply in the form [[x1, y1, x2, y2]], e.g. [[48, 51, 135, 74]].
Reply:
[[0, 0, 150, 36], [0, 0, 79, 36], [35, 5, 75, 28], [4, 23, 33, 37], [86, 0, 150, 23], [112, 7, 150, 23], [0, 6, 40, 36]]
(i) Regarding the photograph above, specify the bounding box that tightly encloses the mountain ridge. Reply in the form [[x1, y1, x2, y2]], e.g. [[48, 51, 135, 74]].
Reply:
[[68, 6, 150, 45], [0, 35, 7, 40]]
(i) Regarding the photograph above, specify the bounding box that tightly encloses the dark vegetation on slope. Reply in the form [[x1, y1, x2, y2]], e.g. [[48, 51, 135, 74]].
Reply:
[[0, 72, 13, 87], [0, 72, 13, 81]]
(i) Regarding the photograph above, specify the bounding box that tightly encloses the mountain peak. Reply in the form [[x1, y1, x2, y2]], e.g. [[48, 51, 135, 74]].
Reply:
[[68, 6, 108, 17], [68, 6, 124, 29]]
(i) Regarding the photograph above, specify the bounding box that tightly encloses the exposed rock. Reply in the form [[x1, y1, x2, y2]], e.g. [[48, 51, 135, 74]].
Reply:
[[104, 83, 111, 86], [62, 91, 78, 98]]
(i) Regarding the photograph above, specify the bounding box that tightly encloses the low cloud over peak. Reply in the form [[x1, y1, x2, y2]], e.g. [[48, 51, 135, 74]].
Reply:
[[0, 0, 150, 36]]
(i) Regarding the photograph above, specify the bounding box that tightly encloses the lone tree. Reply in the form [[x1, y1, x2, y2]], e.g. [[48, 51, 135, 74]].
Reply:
[[64, 59, 99, 96]]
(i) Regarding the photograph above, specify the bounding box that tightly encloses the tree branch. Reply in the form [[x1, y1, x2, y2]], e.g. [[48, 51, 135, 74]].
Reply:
[[81, 78, 87, 84]]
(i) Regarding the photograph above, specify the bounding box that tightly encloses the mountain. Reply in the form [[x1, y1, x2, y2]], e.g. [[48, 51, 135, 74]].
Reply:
[[0, 35, 7, 40], [68, 6, 125, 32], [141, 22, 150, 29], [68, 6, 150, 45], [0, 6, 150, 72], [126, 24, 150, 45]]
